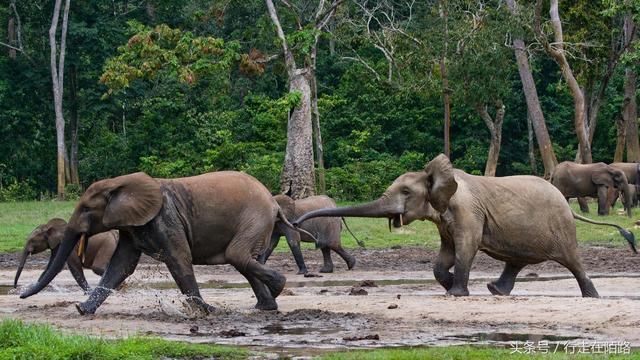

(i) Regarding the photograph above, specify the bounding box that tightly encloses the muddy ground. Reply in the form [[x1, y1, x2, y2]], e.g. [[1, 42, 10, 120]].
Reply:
[[1, 246, 640, 357]]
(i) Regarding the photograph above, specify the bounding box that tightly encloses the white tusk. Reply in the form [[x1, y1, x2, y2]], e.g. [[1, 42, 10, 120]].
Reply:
[[400, 213, 403, 226]]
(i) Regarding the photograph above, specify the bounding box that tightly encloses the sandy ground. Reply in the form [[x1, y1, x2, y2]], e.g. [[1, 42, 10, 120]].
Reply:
[[1, 246, 639, 356]]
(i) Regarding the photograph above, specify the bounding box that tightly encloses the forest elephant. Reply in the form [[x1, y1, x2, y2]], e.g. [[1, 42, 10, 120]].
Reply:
[[14, 218, 118, 291], [294, 154, 636, 298], [608, 162, 640, 208], [550, 161, 633, 217], [19, 171, 309, 314], [257, 194, 362, 274]]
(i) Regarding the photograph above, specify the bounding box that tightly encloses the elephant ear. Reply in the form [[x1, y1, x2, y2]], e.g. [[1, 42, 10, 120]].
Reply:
[[609, 168, 628, 188], [274, 194, 296, 219], [424, 154, 458, 213], [102, 172, 163, 228], [591, 164, 614, 186], [45, 218, 67, 249]]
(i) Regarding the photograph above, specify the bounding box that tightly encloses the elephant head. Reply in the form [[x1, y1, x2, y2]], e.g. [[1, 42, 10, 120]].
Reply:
[[274, 194, 296, 220], [599, 166, 633, 217], [14, 218, 67, 288], [295, 154, 458, 228], [20, 172, 163, 298]]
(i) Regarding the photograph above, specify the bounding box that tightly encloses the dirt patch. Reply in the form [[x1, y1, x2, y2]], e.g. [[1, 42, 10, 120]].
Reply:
[[1, 246, 639, 355]]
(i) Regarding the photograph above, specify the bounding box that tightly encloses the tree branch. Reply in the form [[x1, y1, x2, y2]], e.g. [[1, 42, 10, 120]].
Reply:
[[265, 0, 297, 74]]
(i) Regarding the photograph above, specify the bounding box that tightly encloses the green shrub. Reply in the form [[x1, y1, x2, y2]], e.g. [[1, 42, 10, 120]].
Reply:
[[0, 179, 37, 202], [63, 183, 83, 200]]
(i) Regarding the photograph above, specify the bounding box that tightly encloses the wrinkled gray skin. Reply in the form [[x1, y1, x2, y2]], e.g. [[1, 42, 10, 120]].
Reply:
[[20, 171, 295, 314], [14, 218, 118, 291], [608, 163, 640, 208], [295, 154, 636, 298], [551, 161, 633, 217], [257, 195, 355, 274]]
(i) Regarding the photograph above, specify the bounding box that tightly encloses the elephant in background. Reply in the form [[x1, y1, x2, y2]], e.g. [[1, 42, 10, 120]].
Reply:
[[14, 218, 118, 291], [20, 171, 309, 314], [295, 154, 636, 298], [609, 162, 640, 208], [258, 194, 362, 274], [551, 161, 633, 217]]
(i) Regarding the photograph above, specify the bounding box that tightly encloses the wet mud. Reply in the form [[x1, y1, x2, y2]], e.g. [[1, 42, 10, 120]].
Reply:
[[1, 246, 639, 356]]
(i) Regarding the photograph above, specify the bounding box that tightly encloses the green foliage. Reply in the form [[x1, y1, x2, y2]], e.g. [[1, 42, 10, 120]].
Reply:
[[0, 319, 246, 360], [0, 180, 37, 202]]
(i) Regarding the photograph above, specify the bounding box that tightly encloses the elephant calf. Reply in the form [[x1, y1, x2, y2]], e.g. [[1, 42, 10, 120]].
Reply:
[[258, 195, 359, 274], [14, 218, 118, 291], [295, 154, 636, 298]]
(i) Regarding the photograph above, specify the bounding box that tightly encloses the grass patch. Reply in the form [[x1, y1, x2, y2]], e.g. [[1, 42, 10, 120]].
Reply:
[[0, 200, 637, 254], [0, 319, 246, 360], [321, 346, 637, 359]]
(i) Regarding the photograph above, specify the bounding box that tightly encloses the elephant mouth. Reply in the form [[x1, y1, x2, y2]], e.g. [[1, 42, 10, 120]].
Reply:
[[389, 213, 405, 230]]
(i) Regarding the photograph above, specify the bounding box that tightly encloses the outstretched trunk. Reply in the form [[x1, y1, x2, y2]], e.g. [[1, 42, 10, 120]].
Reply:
[[20, 229, 81, 298], [294, 198, 401, 225], [13, 247, 29, 288]]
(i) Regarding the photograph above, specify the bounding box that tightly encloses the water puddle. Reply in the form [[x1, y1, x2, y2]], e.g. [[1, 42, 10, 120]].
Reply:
[[262, 323, 338, 335], [442, 332, 581, 344]]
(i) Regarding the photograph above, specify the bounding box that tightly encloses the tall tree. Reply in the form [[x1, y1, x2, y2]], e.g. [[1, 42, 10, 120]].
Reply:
[[623, 12, 640, 161], [505, 0, 557, 177], [264, 0, 342, 199], [50, 0, 71, 199]]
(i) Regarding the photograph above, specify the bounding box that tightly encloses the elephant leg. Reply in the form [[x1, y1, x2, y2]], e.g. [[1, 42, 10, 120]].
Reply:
[[487, 262, 525, 296], [236, 268, 277, 310], [577, 197, 590, 213], [433, 242, 455, 291], [283, 227, 308, 274], [76, 239, 141, 315], [597, 186, 610, 215], [66, 252, 90, 292], [319, 247, 334, 273], [225, 227, 286, 310], [331, 245, 356, 270], [257, 232, 280, 265], [164, 256, 215, 314], [448, 232, 479, 297], [556, 255, 599, 298]]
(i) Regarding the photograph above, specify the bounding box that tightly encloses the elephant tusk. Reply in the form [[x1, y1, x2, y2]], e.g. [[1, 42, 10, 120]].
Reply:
[[77, 233, 86, 263], [388, 218, 392, 232], [400, 213, 403, 227]]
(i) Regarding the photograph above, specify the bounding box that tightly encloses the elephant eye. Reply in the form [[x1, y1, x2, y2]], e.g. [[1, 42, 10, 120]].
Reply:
[[401, 189, 411, 196]]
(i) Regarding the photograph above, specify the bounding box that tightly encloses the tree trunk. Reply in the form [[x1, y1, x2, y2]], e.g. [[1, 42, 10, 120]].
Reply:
[[506, 0, 557, 178], [310, 73, 325, 194], [527, 111, 537, 175], [623, 14, 639, 162], [477, 101, 505, 177], [546, 0, 592, 164], [440, 0, 451, 158], [281, 70, 316, 199], [69, 64, 79, 185], [7, 17, 16, 59], [615, 111, 627, 163], [624, 67, 639, 162], [50, 0, 70, 200]]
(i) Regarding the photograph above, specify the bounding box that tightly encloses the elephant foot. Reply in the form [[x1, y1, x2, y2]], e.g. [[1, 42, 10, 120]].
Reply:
[[267, 272, 287, 298], [296, 268, 308, 275], [186, 296, 215, 315], [446, 287, 469, 297], [346, 257, 356, 270], [319, 266, 334, 273], [75, 301, 97, 315], [487, 282, 511, 296], [255, 298, 278, 311]]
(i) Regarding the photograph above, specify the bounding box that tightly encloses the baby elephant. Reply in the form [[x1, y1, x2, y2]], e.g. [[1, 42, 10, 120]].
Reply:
[[258, 195, 360, 274], [14, 218, 118, 291]]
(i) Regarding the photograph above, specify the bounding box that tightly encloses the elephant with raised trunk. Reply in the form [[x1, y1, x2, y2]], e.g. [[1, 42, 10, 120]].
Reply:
[[258, 194, 362, 274], [295, 155, 636, 298], [14, 218, 118, 291], [20, 171, 309, 314], [550, 161, 633, 217]]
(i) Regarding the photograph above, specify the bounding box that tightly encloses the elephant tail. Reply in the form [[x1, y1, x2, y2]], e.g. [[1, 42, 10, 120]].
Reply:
[[277, 208, 319, 244], [341, 218, 365, 248], [571, 210, 637, 253]]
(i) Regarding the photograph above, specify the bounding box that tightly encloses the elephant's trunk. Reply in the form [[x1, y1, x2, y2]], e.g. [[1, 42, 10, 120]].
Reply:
[[20, 229, 82, 298], [13, 247, 30, 288], [294, 197, 401, 226], [622, 180, 633, 217]]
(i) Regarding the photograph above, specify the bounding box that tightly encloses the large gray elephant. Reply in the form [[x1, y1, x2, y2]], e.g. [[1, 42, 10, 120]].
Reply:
[[20, 171, 309, 314], [14, 218, 118, 291], [257, 194, 361, 274], [294, 154, 636, 298], [551, 161, 633, 217]]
